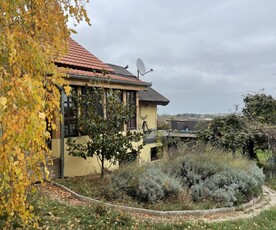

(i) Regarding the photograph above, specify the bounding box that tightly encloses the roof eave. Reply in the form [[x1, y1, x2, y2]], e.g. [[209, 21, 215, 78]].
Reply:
[[140, 100, 170, 106], [68, 74, 152, 88]]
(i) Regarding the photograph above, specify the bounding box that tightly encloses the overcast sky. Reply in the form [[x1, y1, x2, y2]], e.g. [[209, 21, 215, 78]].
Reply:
[[72, 0, 276, 115]]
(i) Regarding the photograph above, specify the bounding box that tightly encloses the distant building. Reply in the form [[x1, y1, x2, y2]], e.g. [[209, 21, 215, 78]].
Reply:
[[170, 119, 211, 133]]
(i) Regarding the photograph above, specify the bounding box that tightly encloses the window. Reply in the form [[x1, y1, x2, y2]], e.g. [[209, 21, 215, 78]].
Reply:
[[106, 89, 123, 104], [63, 87, 138, 136], [64, 86, 78, 137], [106, 89, 123, 119], [126, 91, 137, 130], [81, 87, 104, 117], [151, 147, 162, 161], [119, 150, 138, 165]]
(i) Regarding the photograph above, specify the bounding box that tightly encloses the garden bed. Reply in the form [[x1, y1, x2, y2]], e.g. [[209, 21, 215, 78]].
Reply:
[[21, 181, 276, 229], [56, 146, 265, 211], [55, 175, 219, 211]]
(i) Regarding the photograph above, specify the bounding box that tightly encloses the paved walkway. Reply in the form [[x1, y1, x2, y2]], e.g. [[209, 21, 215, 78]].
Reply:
[[206, 185, 276, 223]]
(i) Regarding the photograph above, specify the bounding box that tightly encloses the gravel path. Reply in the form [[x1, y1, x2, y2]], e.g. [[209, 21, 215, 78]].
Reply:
[[127, 186, 276, 224], [206, 185, 276, 223], [40, 183, 276, 223]]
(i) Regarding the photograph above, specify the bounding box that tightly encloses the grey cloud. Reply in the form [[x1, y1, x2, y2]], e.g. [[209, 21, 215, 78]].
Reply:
[[72, 0, 276, 114]]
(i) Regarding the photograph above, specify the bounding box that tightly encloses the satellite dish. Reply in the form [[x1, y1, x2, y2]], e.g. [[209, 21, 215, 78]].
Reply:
[[136, 58, 153, 78], [137, 58, 146, 75]]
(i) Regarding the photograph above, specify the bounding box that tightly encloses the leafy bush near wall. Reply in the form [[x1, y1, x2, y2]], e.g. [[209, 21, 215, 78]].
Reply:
[[110, 145, 265, 207]]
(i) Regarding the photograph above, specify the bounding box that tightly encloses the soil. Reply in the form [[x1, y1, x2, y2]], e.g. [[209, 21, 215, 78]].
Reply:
[[39, 182, 276, 224], [39, 183, 88, 206]]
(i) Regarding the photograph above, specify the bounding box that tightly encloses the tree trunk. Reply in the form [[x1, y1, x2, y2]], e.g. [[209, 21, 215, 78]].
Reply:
[[247, 139, 259, 161], [101, 155, 104, 178]]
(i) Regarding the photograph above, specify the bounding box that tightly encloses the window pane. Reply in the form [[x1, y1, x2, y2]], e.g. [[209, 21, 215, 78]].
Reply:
[[81, 86, 104, 117], [63, 86, 78, 137], [70, 122, 76, 135], [64, 119, 69, 136], [126, 91, 137, 130]]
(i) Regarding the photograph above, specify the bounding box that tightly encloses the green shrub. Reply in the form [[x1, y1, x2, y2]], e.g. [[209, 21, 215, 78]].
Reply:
[[109, 162, 144, 198], [110, 163, 182, 203], [109, 145, 265, 208], [174, 147, 265, 207], [193, 174, 234, 206], [136, 167, 182, 203]]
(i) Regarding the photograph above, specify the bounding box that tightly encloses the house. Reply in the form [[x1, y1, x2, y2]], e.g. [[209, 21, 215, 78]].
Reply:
[[50, 38, 169, 177], [107, 63, 170, 162]]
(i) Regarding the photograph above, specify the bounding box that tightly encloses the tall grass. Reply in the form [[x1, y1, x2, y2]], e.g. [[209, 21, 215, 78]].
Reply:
[[175, 143, 256, 171]]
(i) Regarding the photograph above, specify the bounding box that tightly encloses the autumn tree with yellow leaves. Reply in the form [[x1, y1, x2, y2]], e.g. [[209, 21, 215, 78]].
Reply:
[[0, 0, 90, 227]]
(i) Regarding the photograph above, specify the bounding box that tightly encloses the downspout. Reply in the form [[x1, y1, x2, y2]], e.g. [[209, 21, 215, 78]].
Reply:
[[56, 85, 65, 178], [60, 88, 65, 178]]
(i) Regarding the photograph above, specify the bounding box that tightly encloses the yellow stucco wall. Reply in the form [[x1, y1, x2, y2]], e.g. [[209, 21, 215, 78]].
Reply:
[[51, 102, 165, 177], [62, 136, 120, 177], [139, 142, 162, 163], [51, 139, 60, 158], [139, 104, 157, 130], [52, 136, 165, 177]]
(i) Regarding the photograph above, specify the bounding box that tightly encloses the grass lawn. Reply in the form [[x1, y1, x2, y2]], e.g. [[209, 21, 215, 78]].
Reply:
[[257, 150, 276, 190], [21, 186, 276, 229], [1, 178, 275, 229], [41, 177, 276, 229], [257, 149, 268, 164]]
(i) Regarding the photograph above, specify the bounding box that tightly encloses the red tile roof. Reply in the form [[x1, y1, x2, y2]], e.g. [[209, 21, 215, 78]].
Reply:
[[56, 38, 150, 87], [67, 68, 149, 86], [57, 38, 113, 72]]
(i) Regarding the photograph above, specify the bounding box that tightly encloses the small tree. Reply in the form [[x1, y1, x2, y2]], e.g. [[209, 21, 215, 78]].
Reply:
[[198, 92, 276, 161], [67, 86, 143, 178], [243, 92, 276, 163], [197, 114, 251, 157], [243, 92, 276, 125]]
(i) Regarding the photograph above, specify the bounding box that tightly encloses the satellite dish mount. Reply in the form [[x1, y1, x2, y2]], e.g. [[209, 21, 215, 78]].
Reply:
[[136, 58, 153, 78]]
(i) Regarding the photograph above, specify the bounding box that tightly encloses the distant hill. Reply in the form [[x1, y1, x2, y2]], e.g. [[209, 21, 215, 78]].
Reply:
[[158, 113, 223, 122], [157, 113, 227, 130]]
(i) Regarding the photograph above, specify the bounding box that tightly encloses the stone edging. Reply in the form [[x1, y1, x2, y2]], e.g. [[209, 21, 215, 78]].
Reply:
[[51, 181, 261, 217]]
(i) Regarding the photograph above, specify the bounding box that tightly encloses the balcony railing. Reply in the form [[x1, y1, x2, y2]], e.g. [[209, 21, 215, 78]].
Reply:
[[143, 129, 196, 144]]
